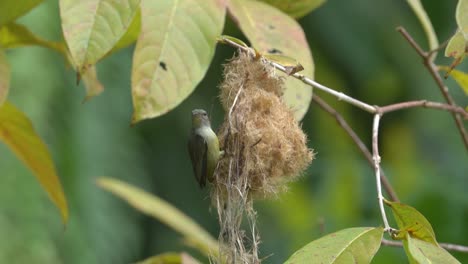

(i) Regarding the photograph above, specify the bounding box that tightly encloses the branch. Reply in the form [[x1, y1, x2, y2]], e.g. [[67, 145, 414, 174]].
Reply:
[[382, 239, 468, 253], [380, 100, 468, 119], [312, 95, 399, 202], [397, 27, 468, 151], [372, 113, 393, 233]]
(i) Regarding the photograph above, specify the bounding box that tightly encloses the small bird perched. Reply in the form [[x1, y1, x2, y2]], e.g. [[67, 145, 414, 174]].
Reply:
[[188, 109, 222, 188]]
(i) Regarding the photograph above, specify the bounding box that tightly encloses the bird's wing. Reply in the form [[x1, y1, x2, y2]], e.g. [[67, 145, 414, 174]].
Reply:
[[188, 133, 208, 188]]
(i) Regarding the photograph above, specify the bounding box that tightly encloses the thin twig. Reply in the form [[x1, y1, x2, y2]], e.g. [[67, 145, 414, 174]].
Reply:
[[372, 113, 392, 233], [380, 100, 468, 119], [312, 95, 399, 202], [427, 38, 449, 56], [381, 239, 401, 248], [440, 242, 468, 253], [382, 239, 468, 253], [397, 27, 468, 151]]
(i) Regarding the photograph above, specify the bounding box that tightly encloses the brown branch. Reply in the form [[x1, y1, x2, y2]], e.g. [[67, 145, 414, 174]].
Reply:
[[382, 239, 468, 253], [312, 96, 399, 202], [397, 27, 468, 151], [380, 100, 468, 119]]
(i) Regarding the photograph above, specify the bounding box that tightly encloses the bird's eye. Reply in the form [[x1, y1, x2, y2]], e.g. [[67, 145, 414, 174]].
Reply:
[[203, 113, 207, 116]]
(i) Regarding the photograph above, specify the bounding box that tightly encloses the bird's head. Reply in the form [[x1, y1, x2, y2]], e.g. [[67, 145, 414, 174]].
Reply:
[[191, 109, 211, 128]]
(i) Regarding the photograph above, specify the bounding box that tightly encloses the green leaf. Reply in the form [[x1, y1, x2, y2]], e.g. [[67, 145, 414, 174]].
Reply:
[[137, 252, 201, 264], [108, 9, 141, 55], [96, 177, 219, 257], [81, 65, 104, 101], [0, 0, 44, 27], [385, 200, 437, 244], [445, 30, 467, 59], [59, 0, 141, 71], [405, 234, 461, 264], [0, 23, 66, 54], [457, 0, 468, 40], [131, 0, 226, 123], [284, 227, 383, 264], [228, 0, 314, 121], [440, 67, 468, 96], [217, 35, 249, 48], [0, 50, 9, 105], [262, 54, 304, 75], [0, 102, 68, 223], [258, 0, 326, 18]]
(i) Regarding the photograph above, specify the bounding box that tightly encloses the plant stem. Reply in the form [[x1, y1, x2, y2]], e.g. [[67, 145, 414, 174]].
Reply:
[[397, 27, 468, 152], [312, 95, 399, 202], [372, 113, 392, 233]]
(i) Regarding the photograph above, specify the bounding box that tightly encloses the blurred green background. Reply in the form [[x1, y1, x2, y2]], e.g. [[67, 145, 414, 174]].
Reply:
[[1, 0, 467, 263]]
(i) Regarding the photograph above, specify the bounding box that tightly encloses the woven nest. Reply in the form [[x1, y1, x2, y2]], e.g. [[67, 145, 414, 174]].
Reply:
[[212, 52, 313, 263], [216, 52, 313, 198]]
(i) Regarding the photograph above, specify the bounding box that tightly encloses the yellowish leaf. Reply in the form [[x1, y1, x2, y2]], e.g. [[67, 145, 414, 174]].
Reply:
[[228, 0, 314, 120], [0, 102, 68, 223], [445, 30, 467, 59], [59, 0, 141, 71], [108, 9, 141, 55], [0, 0, 43, 27], [0, 22, 66, 54], [0, 50, 9, 105], [440, 66, 468, 96], [263, 54, 304, 75], [97, 177, 218, 257], [217, 35, 249, 48], [405, 234, 461, 264], [457, 0, 468, 40], [131, 0, 226, 123]]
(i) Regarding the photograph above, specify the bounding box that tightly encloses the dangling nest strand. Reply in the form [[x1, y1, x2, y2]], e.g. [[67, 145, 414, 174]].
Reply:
[[212, 52, 314, 264]]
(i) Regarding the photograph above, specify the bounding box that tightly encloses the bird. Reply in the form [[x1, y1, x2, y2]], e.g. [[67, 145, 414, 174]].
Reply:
[[188, 109, 222, 188]]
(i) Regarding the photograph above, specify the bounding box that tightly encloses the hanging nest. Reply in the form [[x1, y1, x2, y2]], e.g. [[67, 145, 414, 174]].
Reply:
[[212, 52, 314, 264]]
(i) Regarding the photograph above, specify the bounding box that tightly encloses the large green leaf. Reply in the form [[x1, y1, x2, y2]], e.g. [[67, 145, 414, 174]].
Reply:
[[131, 0, 226, 123], [0, 0, 43, 27], [284, 227, 383, 264], [405, 235, 461, 264], [228, 0, 314, 121], [0, 23, 66, 54], [0, 50, 9, 105], [457, 0, 468, 40], [385, 200, 437, 244], [137, 252, 201, 264], [97, 177, 219, 257], [258, 0, 326, 18], [0, 102, 68, 223], [59, 0, 141, 71]]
